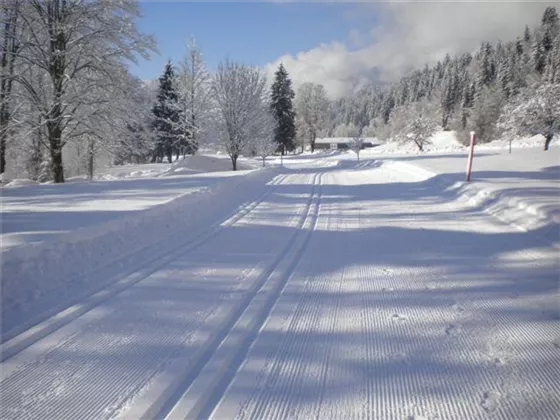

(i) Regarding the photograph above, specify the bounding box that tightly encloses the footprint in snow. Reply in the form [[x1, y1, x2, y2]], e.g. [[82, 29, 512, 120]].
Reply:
[[445, 324, 462, 336], [391, 313, 407, 322], [492, 357, 506, 366], [481, 390, 502, 413], [451, 303, 465, 313]]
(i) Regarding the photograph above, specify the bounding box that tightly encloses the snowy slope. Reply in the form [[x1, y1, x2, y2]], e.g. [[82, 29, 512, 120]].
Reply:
[[0, 156, 254, 250], [379, 147, 560, 246], [1, 156, 558, 420], [1, 168, 274, 335]]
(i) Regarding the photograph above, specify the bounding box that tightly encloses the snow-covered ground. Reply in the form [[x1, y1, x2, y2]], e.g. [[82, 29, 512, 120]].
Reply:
[[0, 155, 255, 250], [1, 142, 558, 419]]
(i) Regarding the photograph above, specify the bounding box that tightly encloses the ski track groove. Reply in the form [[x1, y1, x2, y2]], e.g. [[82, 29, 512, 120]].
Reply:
[[2, 160, 558, 420], [159, 171, 324, 420], [239, 222, 331, 420], [0, 174, 288, 354], [108, 172, 316, 419], [117, 171, 320, 420], [1, 173, 287, 362], [255, 184, 331, 420], [209, 164, 559, 420], [0, 172, 316, 420]]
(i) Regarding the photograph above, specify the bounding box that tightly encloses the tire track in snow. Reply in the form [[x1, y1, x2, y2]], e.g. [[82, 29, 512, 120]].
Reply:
[[155, 171, 324, 420], [1, 174, 288, 363], [0, 172, 316, 420]]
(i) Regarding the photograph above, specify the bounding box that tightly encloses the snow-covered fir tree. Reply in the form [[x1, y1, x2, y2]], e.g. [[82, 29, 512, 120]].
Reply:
[[317, 6, 559, 148], [270, 64, 296, 155], [151, 62, 184, 164]]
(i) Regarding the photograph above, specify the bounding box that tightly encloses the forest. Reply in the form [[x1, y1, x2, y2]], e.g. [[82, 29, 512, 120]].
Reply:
[[1, 1, 558, 182]]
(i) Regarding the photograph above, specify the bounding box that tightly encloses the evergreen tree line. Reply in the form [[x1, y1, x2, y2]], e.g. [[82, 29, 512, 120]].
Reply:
[[142, 52, 297, 169], [319, 6, 560, 151]]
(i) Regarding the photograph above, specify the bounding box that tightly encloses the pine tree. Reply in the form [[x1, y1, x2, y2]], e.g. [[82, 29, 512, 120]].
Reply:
[[151, 61, 183, 163], [270, 64, 296, 154], [541, 6, 559, 26], [532, 38, 546, 75], [541, 7, 559, 57], [515, 38, 524, 56], [524, 25, 532, 44]]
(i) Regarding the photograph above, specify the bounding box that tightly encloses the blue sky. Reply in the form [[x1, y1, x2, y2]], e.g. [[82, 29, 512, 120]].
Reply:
[[130, 2, 551, 98], [130, 1, 375, 80]]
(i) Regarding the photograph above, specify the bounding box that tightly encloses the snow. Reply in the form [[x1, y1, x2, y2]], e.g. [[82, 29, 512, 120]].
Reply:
[[0, 155, 254, 250], [1, 140, 558, 419], [3, 178, 40, 188], [315, 136, 377, 145], [161, 154, 254, 174], [371, 130, 465, 154]]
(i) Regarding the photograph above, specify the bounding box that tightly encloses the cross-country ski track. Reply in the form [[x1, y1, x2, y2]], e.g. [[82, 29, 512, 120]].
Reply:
[[1, 159, 559, 420]]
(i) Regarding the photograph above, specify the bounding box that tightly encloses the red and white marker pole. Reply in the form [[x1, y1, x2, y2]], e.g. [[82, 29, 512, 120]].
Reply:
[[466, 131, 476, 182]]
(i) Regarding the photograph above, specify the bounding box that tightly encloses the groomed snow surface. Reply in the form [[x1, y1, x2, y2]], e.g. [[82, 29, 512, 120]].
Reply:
[[1, 139, 559, 420]]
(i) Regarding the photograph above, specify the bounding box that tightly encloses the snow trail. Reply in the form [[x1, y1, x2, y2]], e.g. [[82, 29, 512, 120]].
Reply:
[[0, 172, 316, 419], [1, 158, 558, 420], [209, 161, 559, 420]]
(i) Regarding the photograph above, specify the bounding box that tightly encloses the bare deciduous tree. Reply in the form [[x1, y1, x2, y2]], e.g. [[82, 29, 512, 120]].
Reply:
[[391, 103, 439, 152], [0, 0, 22, 174], [250, 106, 277, 167], [11, 0, 155, 182], [212, 59, 267, 171], [499, 83, 560, 151], [296, 82, 328, 153], [178, 38, 212, 155]]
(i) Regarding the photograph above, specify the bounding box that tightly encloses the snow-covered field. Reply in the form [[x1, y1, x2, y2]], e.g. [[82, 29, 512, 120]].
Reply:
[[0, 155, 254, 250], [1, 141, 558, 419]]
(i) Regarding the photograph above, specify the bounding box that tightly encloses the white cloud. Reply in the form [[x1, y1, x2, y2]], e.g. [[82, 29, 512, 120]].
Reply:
[[266, 1, 556, 98]]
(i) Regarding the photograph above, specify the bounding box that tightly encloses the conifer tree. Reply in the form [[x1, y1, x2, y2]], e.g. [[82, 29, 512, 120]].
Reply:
[[270, 64, 296, 154], [151, 61, 183, 163]]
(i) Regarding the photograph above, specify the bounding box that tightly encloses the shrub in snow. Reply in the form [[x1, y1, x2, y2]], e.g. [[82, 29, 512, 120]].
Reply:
[[499, 84, 560, 151]]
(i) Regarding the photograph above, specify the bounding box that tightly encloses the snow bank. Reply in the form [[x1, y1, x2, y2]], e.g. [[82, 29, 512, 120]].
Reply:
[[1, 168, 276, 315], [162, 154, 251, 175], [367, 131, 559, 156], [367, 131, 465, 155], [384, 159, 559, 247], [478, 134, 560, 150], [4, 179, 40, 188]]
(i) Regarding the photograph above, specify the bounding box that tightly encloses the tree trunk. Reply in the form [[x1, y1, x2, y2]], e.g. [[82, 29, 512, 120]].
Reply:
[[46, 0, 68, 183], [0, 129, 6, 174], [47, 114, 65, 183], [262, 156, 265, 167], [166, 145, 173, 163], [49, 140, 64, 183], [310, 132, 316, 153], [544, 133, 553, 151], [231, 154, 238, 171], [0, 1, 19, 174], [87, 137, 95, 180]]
